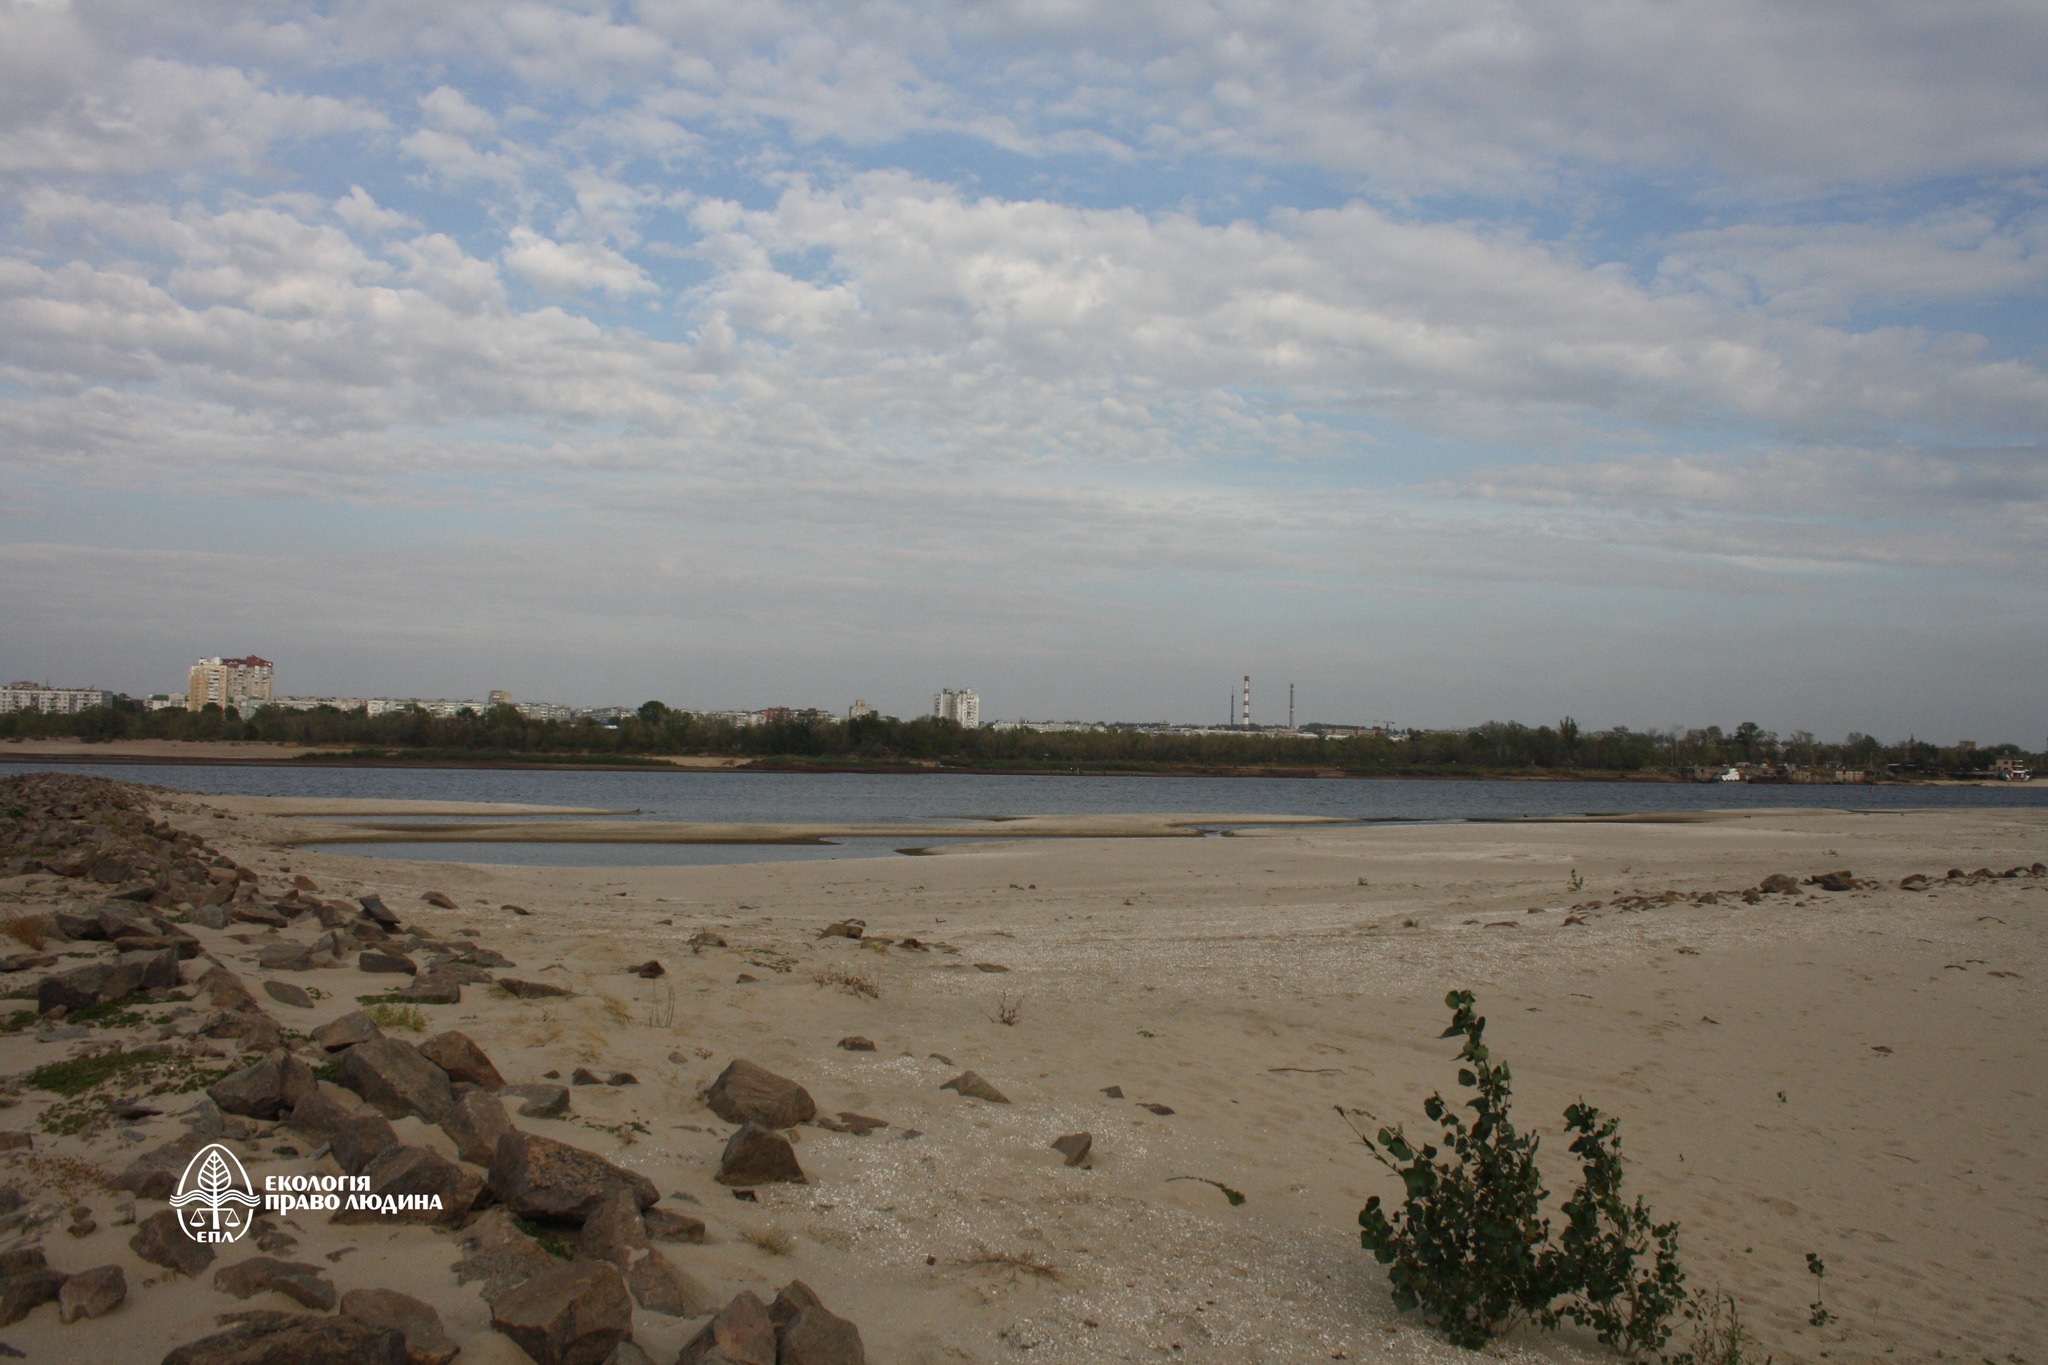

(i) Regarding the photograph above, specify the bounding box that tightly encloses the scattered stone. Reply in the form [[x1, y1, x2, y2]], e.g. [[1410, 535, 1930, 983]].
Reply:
[[676, 1290, 775, 1365], [939, 1071, 1009, 1103], [688, 931, 725, 948], [358, 951, 417, 975], [208, 1051, 316, 1121], [258, 944, 327, 973], [643, 1208, 706, 1244], [716, 1123, 806, 1186], [625, 1244, 709, 1317], [186, 903, 230, 930], [341, 1288, 459, 1365], [499, 979, 573, 1000], [131, 1207, 216, 1277], [604, 1344, 655, 1365], [1758, 874, 1799, 894], [1100, 1085, 1124, 1099], [1805, 869, 1855, 891], [359, 896, 402, 928], [292, 875, 319, 892], [310, 1010, 383, 1053], [819, 920, 864, 940], [489, 1260, 633, 1365], [572, 1068, 603, 1086], [971, 962, 1010, 973], [334, 1146, 481, 1226], [813, 1113, 887, 1136], [576, 1190, 649, 1265], [338, 1036, 455, 1124], [262, 980, 314, 1009], [506, 904, 535, 916], [420, 891, 457, 909], [606, 1073, 637, 1087], [329, 1111, 401, 1176], [836, 1037, 875, 1052], [0, 1136, 27, 1155], [162, 1311, 407, 1365], [734, 974, 756, 984], [628, 960, 664, 978], [56, 1263, 124, 1323], [705, 1060, 817, 1129], [488, 1131, 659, 1223], [771, 1279, 867, 1365], [397, 976, 462, 1005], [1900, 873, 1931, 891], [214, 1256, 338, 1311], [0, 1258, 66, 1327], [112, 1131, 213, 1200], [1139, 1102, 1176, 1116], [417, 1030, 505, 1091], [504, 1083, 571, 1119], [1051, 1132, 1093, 1167]]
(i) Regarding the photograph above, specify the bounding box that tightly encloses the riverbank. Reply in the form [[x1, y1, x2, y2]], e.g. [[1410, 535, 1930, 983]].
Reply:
[[1, 774, 2041, 1361]]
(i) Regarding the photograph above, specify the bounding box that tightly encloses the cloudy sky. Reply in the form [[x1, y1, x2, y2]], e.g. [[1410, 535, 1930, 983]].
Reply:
[[3, 1, 2045, 740]]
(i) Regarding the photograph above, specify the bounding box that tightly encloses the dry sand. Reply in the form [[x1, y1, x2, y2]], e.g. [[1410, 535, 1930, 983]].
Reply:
[[4, 793, 2044, 1363]]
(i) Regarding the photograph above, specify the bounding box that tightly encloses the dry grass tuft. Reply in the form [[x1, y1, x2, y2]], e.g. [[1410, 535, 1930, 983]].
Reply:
[[963, 1246, 1060, 1281], [812, 966, 879, 1000], [0, 914, 48, 951], [365, 1003, 426, 1032], [740, 1226, 795, 1256]]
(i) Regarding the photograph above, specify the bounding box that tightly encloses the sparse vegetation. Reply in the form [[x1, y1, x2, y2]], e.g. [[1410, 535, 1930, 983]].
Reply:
[[741, 1226, 795, 1256], [1167, 1176, 1245, 1206], [514, 1215, 574, 1260], [0, 912, 48, 950], [984, 991, 1023, 1026], [963, 1247, 1059, 1280], [1667, 1291, 1760, 1365], [646, 982, 676, 1028], [1348, 990, 1686, 1355], [1805, 1252, 1830, 1327], [365, 1002, 427, 1032]]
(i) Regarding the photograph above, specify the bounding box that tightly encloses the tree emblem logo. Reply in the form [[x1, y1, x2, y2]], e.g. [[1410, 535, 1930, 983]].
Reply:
[[169, 1143, 261, 1243]]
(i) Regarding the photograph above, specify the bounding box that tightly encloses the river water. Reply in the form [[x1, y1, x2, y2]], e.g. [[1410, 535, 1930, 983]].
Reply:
[[6, 760, 2041, 867]]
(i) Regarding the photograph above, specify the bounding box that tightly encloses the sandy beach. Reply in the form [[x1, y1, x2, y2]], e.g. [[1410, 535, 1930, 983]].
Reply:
[[1, 779, 2042, 1363]]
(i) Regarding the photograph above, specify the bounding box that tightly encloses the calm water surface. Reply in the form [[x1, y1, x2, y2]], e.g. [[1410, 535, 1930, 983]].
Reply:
[[8, 760, 2041, 866]]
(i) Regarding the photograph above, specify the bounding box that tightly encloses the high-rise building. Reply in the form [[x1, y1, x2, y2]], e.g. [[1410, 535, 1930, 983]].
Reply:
[[933, 688, 980, 729], [186, 657, 274, 713], [848, 699, 877, 720]]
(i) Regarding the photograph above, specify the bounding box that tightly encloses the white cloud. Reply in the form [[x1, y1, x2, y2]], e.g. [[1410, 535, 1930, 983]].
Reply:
[[501, 226, 655, 297]]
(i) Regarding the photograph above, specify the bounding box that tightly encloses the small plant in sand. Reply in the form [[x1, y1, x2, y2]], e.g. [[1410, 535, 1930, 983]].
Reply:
[[1347, 990, 1686, 1355], [1666, 1291, 1760, 1365], [984, 991, 1023, 1026], [1804, 1252, 1830, 1326], [646, 982, 676, 1028], [813, 966, 879, 999]]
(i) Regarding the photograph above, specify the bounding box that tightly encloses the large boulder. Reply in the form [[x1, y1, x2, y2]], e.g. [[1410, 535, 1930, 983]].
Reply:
[[441, 1085, 513, 1166], [57, 1262, 125, 1323], [452, 1208, 558, 1299], [37, 947, 180, 1013], [161, 1311, 407, 1365], [213, 1256, 338, 1311], [771, 1281, 867, 1365], [340, 1288, 459, 1365], [208, 1051, 316, 1121], [283, 1087, 358, 1142], [418, 1031, 505, 1090], [0, 1248, 67, 1326], [333, 1146, 481, 1227], [329, 1111, 401, 1177], [338, 1037, 454, 1124], [715, 1123, 805, 1186], [704, 1060, 816, 1129], [131, 1208, 215, 1277], [488, 1260, 633, 1365], [676, 1291, 776, 1365], [113, 1130, 214, 1200], [487, 1131, 658, 1224]]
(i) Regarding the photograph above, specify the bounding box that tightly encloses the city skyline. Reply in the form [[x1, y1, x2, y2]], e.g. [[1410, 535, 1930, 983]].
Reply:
[[2, 5, 2044, 742]]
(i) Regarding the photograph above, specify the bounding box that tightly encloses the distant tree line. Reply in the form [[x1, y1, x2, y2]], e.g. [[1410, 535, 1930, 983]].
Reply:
[[2, 701, 2037, 778]]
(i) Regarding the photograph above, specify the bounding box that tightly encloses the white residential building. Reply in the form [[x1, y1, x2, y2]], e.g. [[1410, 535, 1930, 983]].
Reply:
[[933, 688, 981, 729], [186, 656, 274, 713], [1, 682, 114, 714], [848, 699, 878, 720]]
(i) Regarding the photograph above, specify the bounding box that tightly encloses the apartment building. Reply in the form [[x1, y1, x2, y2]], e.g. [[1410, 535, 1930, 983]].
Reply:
[[0, 682, 114, 714], [933, 688, 981, 729], [186, 656, 275, 712]]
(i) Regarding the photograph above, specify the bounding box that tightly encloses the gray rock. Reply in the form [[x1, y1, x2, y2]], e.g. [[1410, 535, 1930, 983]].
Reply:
[[161, 1311, 407, 1364], [214, 1256, 338, 1311], [575, 1190, 648, 1266], [643, 1207, 706, 1243], [486, 1131, 658, 1224], [359, 895, 402, 927], [419, 1037, 508, 1087], [357, 951, 416, 975], [836, 1037, 875, 1052], [263, 980, 315, 1009], [452, 1208, 558, 1300], [676, 1290, 775, 1365], [283, 1087, 357, 1142], [208, 1051, 316, 1121], [337, 1037, 454, 1124], [441, 1085, 513, 1166], [715, 1123, 805, 1186], [488, 1260, 633, 1365], [331, 1147, 481, 1226], [395, 976, 461, 1005], [131, 1207, 215, 1277], [339, 1288, 458, 1365], [186, 903, 230, 930], [939, 1071, 1009, 1103], [497, 978, 572, 999], [257, 944, 330, 973], [112, 1130, 214, 1200], [0, 1264, 67, 1326], [704, 1060, 816, 1129], [602, 1344, 654, 1365], [420, 892, 457, 910], [623, 1244, 710, 1317], [310, 1011, 382, 1053], [56, 1262, 124, 1322], [329, 1111, 401, 1177]]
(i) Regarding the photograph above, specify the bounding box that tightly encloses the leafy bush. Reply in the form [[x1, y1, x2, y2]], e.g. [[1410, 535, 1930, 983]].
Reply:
[[1351, 990, 1686, 1355]]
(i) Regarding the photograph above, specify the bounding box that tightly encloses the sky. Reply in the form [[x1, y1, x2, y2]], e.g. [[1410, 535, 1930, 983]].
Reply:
[[2, 1, 2045, 742]]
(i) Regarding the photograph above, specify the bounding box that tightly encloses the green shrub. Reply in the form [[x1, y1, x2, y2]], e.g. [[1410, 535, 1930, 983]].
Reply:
[[1351, 990, 1686, 1355]]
